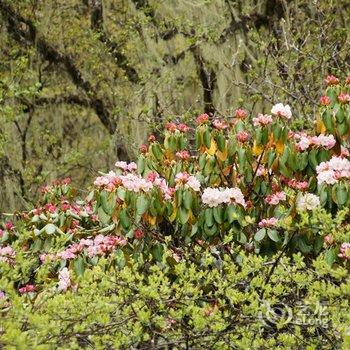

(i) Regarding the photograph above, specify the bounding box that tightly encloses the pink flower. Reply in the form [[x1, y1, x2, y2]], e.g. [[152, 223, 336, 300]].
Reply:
[[175, 172, 200, 192], [234, 108, 248, 119], [4, 222, 14, 230], [258, 217, 278, 228], [139, 144, 148, 153], [338, 93, 350, 104], [148, 135, 156, 143], [196, 113, 209, 124], [165, 122, 177, 132], [338, 243, 350, 259], [287, 179, 308, 191], [295, 136, 311, 151], [62, 178, 71, 185], [310, 134, 336, 150], [44, 203, 57, 213], [213, 119, 228, 130], [134, 229, 144, 239], [256, 166, 267, 177], [0, 245, 16, 263], [120, 173, 153, 192], [236, 131, 250, 143], [271, 103, 292, 119], [252, 114, 273, 127], [320, 95, 331, 106], [177, 123, 189, 133], [176, 150, 190, 160], [265, 191, 286, 205], [325, 75, 339, 86], [0, 291, 5, 299], [19, 284, 35, 294], [115, 161, 137, 172], [341, 146, 350, 158], [323, 235, 333, 245]]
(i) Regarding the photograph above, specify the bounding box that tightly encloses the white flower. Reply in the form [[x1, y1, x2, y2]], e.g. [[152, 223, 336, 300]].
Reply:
[[201, 187, 246, 208], [271, 103, 292, 119], [58, 267, 71, 292], [296, 193, 320, 211]]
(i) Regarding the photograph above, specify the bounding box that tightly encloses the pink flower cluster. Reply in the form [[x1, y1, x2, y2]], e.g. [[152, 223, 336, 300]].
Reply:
[[258, 217, 278, 228], [338, 93, 350, 104], [40, 178, 71, 194], [120, 173, 153, 193], [265, 191, 286, 205], [176, 150, 190, 160], [213, 119, 228, 130], [175, 172, 201, 192], [165, 122, 189, 133], [236, 131, 250, 143], [325, 75, 339, 86], [146, 172, 174, 200], [94, 171, 122, 191], [234, 108, 248, 119], [201, 187, 246, 208], [271, 103, 292, 119], [196, 113, 210, 124], [316, 156, 350, 185], [42, 235, 127, 262], [294, 133, 336, 151], [338, 243, 350, 259], [283, 178, 308, 191], [115, 161, 137, 172], [18, 284, 35, 294], [320, 95, 331, 106], [0, 245, 15, 263], [253, 114, 273, 127]]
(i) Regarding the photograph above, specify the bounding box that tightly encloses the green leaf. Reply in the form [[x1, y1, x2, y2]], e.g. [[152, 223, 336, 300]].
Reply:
[[213, 206, 223, 224], [298, 237, 312, 253], [183, 190, 193, 210], [267, 229, 280, 242], [97, 207, 111, 225], [325, 248, 336, 266], [151, 143, 163, 160], [203, 129, 211, 148], [74, 256, 85, 276], [43, 223, 57, 235], [136, 194, 149, 215], [254, 228, 266, 241], [216, 133, 226, 152], [151, 243, 164, 262], [178, 206, 189, 224], [195, 129, 202, 149], [137, 155, 146, 175], [119, 208, 131, 230], [335, 184, 348, 206], [205, 207, 214, 227]]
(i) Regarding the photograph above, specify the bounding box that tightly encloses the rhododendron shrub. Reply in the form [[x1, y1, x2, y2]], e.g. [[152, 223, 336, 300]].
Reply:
[[0, 76, 350, 296], [91, 77, 350, 259]]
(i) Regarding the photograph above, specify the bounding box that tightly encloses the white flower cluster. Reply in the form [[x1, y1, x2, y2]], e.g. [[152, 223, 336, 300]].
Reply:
[[201, 187, 246, 208], [316, 156, 350, 185], [271, 103, 292, 119], [296, 193, 320, 211]]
